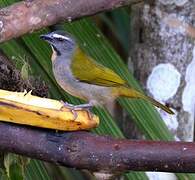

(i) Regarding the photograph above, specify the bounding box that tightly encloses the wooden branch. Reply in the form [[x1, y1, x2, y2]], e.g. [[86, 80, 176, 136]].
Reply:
[[0, 0, 140, 43], [1, 122, 195, 173]]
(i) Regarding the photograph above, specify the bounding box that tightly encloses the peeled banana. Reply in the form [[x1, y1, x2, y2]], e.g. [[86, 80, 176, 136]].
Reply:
[[0, 89, 99, 131]]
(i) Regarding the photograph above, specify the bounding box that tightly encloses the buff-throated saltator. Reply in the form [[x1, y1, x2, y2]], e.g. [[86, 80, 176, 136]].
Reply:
[[40, 31, 174, 115]]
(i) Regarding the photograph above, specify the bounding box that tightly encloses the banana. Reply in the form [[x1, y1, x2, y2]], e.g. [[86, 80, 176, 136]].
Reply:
[[0, 89, 99, 131]]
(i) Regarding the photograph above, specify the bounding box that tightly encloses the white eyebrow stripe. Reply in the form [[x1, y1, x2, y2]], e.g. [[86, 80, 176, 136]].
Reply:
[[52, 33, 70, 40]]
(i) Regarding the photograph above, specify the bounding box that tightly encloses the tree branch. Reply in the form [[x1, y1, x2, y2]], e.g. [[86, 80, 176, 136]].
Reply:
[[0, 122, 195, 173], [0, 0, 141, 43]]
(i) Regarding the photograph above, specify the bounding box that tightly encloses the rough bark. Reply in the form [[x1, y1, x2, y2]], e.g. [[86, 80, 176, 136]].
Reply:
[[129, 0, 194, 179], [0, 0, 140, 43], [1, 122, 195, 173], [130, 0, 195, 146]]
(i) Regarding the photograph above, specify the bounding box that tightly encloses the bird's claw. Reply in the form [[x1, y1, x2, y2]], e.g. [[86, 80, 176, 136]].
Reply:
[[60, 101, 78, 120], [61, 101, 94, 120]]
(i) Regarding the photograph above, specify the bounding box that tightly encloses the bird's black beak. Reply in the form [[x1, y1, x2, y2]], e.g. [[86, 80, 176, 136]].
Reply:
[[40, 34, 52, 42]]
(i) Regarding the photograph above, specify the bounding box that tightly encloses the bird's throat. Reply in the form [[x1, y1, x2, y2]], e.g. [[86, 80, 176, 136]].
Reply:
[[51, 46, 59, 62], [51, 45, 61, 62]]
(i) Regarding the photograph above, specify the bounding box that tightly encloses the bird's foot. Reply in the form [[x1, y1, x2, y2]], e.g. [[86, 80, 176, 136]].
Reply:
[[61, 102, 78, 119], [61, 101, 94, 120], [73, 103, 94, 120]]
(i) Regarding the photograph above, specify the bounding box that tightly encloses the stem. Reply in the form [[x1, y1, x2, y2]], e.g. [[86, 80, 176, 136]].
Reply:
[[0, 0, 140, 42], [0, 122, 195, 173]]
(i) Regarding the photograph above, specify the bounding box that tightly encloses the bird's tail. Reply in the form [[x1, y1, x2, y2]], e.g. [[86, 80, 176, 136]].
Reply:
[[112, 87, 174, 114]]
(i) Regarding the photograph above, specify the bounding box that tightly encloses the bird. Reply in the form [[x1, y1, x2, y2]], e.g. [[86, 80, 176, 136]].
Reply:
[[40, 30, 174, 116]]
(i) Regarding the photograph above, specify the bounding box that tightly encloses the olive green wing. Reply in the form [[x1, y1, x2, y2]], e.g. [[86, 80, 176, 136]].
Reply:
[[71, 48, 126, 87]]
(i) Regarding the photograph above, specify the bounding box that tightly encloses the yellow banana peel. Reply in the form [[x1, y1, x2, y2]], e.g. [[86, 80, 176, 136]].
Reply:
[[0, 89, 99, 131]]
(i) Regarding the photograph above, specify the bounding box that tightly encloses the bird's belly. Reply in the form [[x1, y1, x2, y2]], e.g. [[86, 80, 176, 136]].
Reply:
[[54, 70, 86, 99], [53, 65, 113, 106]]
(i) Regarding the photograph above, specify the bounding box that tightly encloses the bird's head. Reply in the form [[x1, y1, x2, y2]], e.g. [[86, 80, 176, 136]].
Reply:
[[40, 30, 76, 56]]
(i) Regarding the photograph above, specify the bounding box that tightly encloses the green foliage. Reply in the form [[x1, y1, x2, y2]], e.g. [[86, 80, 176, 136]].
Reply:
[[0, 168, 9, 180], [21, 61, 30, 80], [9, 163, 23, 180], [4, 154, 29, 180], [25, 160, 51, 180], [99, 8, 130, 54]]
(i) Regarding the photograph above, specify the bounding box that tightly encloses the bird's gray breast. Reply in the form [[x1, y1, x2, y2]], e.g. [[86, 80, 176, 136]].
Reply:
[[52, 56, 86, 99]]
